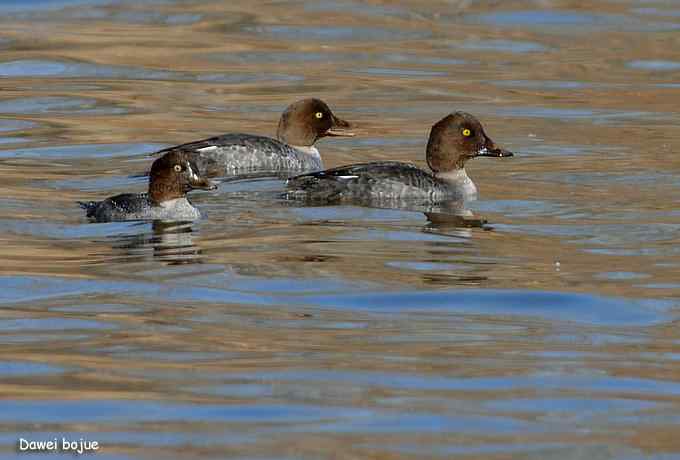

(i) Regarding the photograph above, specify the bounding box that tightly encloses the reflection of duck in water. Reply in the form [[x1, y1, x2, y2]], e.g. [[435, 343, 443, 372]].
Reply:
[[153, 98, 354, 179], [424, 209, 488, 230], [79, 151, 216, 222], [150, 221, 202, 265], [110, 221, 203, 265], [285, 112, 512, 207]]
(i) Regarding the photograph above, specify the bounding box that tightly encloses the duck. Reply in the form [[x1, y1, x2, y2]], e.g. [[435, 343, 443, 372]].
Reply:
[[79, 150, 216, 222], [153, 98, 354, 179], [285, 112, 512, 204]]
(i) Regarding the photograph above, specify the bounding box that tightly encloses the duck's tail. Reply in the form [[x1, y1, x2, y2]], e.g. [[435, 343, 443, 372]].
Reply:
[[77, 201, 98, 218]]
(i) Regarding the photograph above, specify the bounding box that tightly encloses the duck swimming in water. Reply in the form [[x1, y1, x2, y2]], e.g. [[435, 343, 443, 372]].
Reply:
[[153, 98, 354, 179], [285, 112, 512, 205], [79, 150, 216, 222]]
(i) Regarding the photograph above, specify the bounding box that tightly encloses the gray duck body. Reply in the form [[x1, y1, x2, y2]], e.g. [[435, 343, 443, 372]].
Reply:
[[80, 194, 202, 222], [286, 161, 460, 204], [155, 134, 323, 179]]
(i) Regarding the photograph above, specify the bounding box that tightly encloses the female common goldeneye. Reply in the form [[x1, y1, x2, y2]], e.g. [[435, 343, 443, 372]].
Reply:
[[79, 151, 216, 222], [285, 112, 512, 204], [153, 98, 354, 178]]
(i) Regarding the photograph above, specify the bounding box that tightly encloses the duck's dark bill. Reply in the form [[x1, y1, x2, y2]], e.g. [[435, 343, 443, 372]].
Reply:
[[326, 115, 355, 137], [190, 177, 218, 190], [478, 146, 514, 157]]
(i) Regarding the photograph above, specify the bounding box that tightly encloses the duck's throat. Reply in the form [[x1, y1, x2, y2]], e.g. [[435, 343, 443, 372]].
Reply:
[[435, 168, 478, 199], [291, 145, 321, 161]]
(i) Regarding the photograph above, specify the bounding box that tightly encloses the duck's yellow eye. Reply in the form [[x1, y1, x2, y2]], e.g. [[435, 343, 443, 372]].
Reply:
[[315, 112, 324, 119], [462, 128, 471, 137], [173, 164, 182, 172]]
